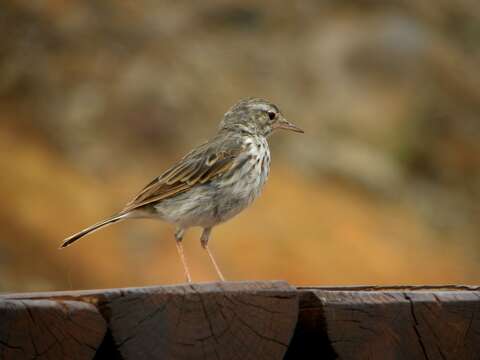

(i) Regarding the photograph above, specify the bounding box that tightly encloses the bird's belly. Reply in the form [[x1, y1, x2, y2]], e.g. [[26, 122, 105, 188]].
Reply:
[[219, 176, 265, 218], [154, 138, 270, 228], [159, 171, 267, 228], [153, 185, 220, 228]]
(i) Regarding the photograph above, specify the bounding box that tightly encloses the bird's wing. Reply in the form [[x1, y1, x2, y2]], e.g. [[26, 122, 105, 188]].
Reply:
[[121, 137, 246, 213]]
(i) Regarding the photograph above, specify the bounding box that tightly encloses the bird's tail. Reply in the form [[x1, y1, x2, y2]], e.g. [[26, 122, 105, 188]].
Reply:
[[60, 213, 129, 249]]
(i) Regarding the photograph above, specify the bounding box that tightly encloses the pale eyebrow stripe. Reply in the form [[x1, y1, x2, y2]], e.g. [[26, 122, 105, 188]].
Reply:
[[253, 103, 273, 112]]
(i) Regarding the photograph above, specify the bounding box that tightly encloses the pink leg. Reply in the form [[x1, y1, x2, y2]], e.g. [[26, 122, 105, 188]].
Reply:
[[201, 228, 225, 281], [175, 228, 191, 283]]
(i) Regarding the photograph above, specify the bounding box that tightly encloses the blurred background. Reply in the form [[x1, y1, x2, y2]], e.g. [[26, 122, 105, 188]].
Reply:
[[1, 0, 479, 292]]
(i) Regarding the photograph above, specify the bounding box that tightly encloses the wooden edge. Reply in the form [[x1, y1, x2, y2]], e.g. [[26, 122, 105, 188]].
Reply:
[[2, 283, 480, 359], [105, 281, 299, 359], [297, 284, 480, 291], [2, 280, 479, 302], [286, 286, 480, 359], [0, 280, 291, 299], [3, 283, 478, 300], [0, 281, 299, 360], [0, 299, 107, 360]]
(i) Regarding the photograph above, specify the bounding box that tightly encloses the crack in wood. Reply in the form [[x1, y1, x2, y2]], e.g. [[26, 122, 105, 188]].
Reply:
[[464, 305, 476, 344], [405, 293, 430, 360], [215, 298, 248, 356], [222, 300, 289, 348], [0, 339, 23, 351], [190, 285, 221, 360], [228, 295, 285, 314], [1, 283, 479, 359]]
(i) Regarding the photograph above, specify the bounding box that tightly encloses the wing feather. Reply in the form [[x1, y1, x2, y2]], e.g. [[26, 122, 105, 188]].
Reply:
[[121, 137, 245, 213]]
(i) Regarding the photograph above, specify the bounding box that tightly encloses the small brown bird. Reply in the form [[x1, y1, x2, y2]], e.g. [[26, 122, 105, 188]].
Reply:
[[61, 98, 303, 282]]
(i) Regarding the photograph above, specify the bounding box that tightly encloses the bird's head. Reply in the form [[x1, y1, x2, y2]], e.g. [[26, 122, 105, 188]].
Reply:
[[220, 98, 304, 137]]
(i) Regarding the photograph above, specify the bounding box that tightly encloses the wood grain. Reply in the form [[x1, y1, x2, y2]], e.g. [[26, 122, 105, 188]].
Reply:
[[103, 281, 298, 359], [286, 287, 480, 360], [0, 281, 298, 360], [0, 299, 106, 360], [2, 283, 480, 359]]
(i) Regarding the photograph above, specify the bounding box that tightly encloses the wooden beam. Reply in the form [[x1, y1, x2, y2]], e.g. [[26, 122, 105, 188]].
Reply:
[[286, 286, 480, 359], [0, 298, 106, 359], [1, 281, 298, 359], [1, 283, 479, 359]]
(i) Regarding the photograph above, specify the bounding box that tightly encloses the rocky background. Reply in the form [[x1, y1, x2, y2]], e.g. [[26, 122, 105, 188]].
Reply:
[[1, 0, 479, 291]]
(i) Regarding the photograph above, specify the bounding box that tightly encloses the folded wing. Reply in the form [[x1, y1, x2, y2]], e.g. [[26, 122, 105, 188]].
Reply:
[[121, 137, 245, 213]]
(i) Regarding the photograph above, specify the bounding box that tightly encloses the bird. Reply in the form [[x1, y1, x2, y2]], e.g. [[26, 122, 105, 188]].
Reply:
[[61, 98, 303, 282]]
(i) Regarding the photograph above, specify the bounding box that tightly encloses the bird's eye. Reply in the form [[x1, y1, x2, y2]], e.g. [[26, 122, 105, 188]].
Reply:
[[267, 111, 276, 120]]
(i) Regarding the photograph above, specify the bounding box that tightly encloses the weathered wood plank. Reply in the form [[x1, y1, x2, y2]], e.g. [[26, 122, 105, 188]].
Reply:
[[1, 281, 298, 360], [286, 286, 480, 360], [103, 281, 298, 360], [2, 284, 480, 359], [0, 299, 106, 360]]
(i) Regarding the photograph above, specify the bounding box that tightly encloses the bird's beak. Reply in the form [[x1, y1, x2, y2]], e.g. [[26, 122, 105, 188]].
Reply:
[[275, 117, 304, 133]]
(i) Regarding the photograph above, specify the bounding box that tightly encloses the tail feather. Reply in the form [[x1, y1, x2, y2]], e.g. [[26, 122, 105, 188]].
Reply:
[[60, 214, 128, 248]]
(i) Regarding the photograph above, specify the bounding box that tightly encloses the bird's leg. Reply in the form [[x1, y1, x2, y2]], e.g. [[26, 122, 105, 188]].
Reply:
[[174, 227, 192, 283], [201, 227, 225, 281]]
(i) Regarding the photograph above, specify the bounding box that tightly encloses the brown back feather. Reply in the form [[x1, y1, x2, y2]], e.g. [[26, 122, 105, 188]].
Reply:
[[121, 135, 245, 213]]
